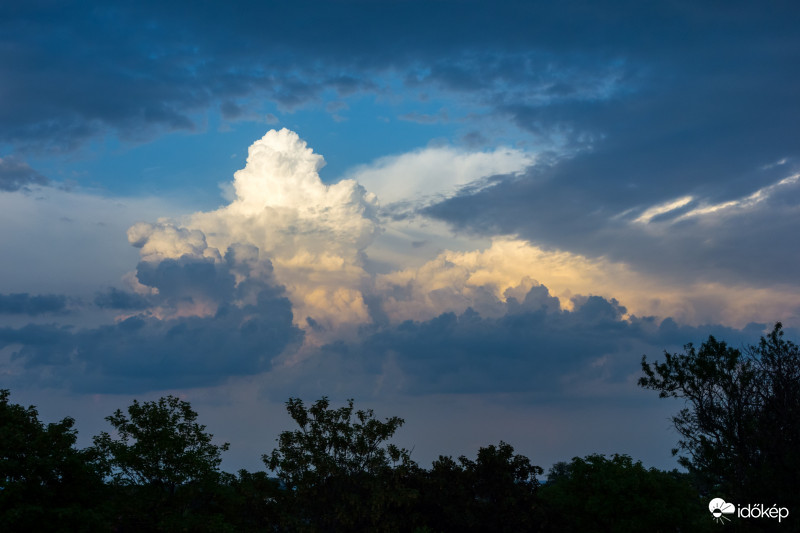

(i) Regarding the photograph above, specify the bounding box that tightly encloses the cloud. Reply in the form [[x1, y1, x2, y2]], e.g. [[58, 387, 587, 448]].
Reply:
[[0, 293, 67, 315], [0, 156, 49, 191], [264, 282, 773, 401], [128, 222, 217, 263], [373, 238, 800, 329], [122, 130, 800, 337], [126, 129, 380, 334], [94, 288, 150, 310], [0, 250, 302, 393], [346, 145, 534, 207], [0, 185, 174, 296], [424, 154, 800, 292], [325, 101, 349, 122], [2, 129, 795, 400], [10, 1, 790, 153]]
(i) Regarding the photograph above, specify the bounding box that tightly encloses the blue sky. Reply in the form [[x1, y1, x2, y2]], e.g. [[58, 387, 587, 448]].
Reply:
[[2, 0, 800, 473]]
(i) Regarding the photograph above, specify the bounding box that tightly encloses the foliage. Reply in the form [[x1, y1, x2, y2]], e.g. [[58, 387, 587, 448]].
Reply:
[[0, 389, 106, 531], [93, 395, 230, 489], [640, 323, 800, 509], [3, 384, 754, 531], [539, 454, 710, 533], [265, 396, 417, 532], [92, 395, 231, 531], [420, 442, 543, 532], [216, 469, 283, 532], [265, 396, 410, 482]]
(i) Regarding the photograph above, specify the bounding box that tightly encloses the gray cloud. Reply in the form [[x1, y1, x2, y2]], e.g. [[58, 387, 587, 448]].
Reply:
[[0, 267, 784, 402], [5, 1, 796, 156], [265, 282, 770, 401], [424, 157, 800, 288], [93, 287, 150, 310], [406, 2, 800, 291], [0, 293, 67, 315], [0, 249, 302, 393], [0, 157, 49, 191]]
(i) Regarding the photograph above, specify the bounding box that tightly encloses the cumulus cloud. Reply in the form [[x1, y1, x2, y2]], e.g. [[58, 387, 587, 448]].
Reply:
[[372, 238, 800, 328], [0, 249, 302, 393], [128, 222, 214, 262], [126, 129, 379, 334], [4, 130, 795, 399], [265, 282, 775, 401], [121, 130, 800, 351]]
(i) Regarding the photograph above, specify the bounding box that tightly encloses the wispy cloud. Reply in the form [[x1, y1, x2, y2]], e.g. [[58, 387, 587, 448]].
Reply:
[[0, 157, 49, 191]]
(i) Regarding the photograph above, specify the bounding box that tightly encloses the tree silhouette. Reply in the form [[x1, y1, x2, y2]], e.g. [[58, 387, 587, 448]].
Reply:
[[540, 454, 710, 532], [0, 389, 106, 531], [420, 441, 543, 532], [265, 397, 416, 532], [93, 395, 230, 530], [640, 323, 800, 512]]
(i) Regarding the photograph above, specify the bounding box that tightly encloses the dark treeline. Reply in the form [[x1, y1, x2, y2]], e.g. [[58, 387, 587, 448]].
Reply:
[[2, 324, 798, 532]]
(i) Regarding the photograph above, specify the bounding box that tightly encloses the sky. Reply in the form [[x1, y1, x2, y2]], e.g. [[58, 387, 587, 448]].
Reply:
[[2, 0, 800, 474]]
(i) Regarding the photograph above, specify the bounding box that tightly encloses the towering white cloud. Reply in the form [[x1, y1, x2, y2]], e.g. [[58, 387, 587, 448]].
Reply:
[[129, 129, 380, 333]]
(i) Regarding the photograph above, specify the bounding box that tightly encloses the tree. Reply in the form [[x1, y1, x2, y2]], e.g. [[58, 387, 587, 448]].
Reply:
[[0, 389, 106, 531], [539, 454, 710, 532], [92, 395, 230, 530], [420, 442, 543, 533], [215, 469, 283, 532], [265, 397, 417, 532], [639, 323, 800, 510]]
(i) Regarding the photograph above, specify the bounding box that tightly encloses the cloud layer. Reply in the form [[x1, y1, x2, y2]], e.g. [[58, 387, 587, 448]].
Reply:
[[1, 250, 301, 393], [3, 129, 795, 400]]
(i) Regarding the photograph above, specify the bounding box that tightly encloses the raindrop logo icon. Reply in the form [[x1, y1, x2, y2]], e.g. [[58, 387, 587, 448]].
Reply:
[[709, 498, 736, 523]]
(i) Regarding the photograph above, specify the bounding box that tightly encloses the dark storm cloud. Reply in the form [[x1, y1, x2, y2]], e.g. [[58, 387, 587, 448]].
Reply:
[[354, 293, 754, 397], [135, 257, 237, 309], [0, 293, 67, 315], [5, 0, 797, 154], [0, 250, 302, 393], [5, 1, 797, 290], [267, 283, 770, 401], [406, 4, 800, 288], [93, 287, 150, 310], [0, 157, 49, 191], [425, 157, 800, 287]]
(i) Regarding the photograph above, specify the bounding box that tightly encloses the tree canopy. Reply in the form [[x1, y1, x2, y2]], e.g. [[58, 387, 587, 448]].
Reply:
[[92, 395, 231, 531], [640, 322, 800, 511], [540, 454, 710, 532], [93, 394, 230, 491], [0, 389, 106, 531], [265, 396, 416, 531], [422, 441, 543, 532]]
